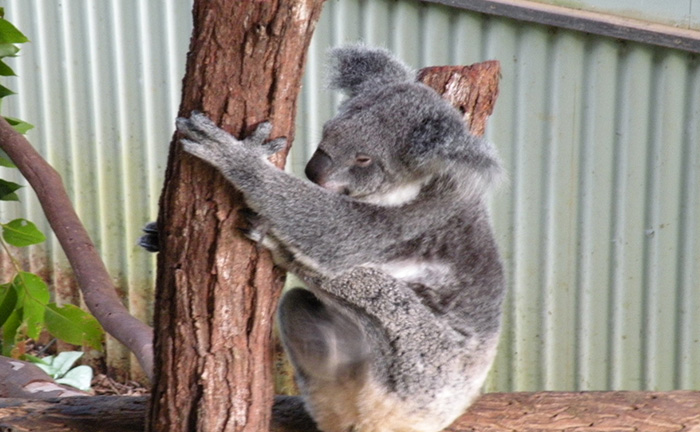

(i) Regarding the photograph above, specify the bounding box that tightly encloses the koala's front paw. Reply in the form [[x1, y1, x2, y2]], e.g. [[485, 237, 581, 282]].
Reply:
[[177, 112, 240, 168], [177, 112, 286, 168]]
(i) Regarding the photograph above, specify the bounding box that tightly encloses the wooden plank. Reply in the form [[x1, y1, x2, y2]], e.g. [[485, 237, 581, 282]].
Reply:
[[2, 392, 700, 432], [423, 0, 700, 53], [449, 391, 700, 431]]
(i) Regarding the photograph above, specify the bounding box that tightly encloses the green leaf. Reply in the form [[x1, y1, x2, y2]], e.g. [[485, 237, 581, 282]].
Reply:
[[5, 117, 33, 134], [0, 19, 29, 44], [0, 283, 17, 328], [2, 308, 21, 356], [0, 178, 21, 201], [0, 84, 14, 99], [0, 43, 19, 58], [13, 272, 49, 339], [0, 59, 14, 76], [2, 218, 46, 247], [56, 365, 93, 391], [0, 148, 14, 167], [30, 351, 84, 379], [48, 351, 83, 377], [45, 304, 104, 351]]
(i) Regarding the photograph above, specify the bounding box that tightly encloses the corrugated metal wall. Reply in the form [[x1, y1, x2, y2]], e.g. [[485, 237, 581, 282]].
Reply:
[[0, 0, 698, 390]]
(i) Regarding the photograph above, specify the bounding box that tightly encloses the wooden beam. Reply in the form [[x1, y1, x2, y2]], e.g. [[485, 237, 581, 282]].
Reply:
[[2, 391, 700, 432], [0, 396, 148, 432], [449, 391, 700, 431], [423, 0, 700, 54]]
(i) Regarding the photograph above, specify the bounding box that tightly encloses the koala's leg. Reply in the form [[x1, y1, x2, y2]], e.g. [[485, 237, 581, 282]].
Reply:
[[294, 267, 487, 432], [278, 288, 370, 382], [279, 287, 380, 432]]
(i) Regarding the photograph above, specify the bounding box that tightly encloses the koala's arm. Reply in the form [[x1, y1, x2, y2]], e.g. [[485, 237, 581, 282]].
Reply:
[[177, 113, 447, 274]]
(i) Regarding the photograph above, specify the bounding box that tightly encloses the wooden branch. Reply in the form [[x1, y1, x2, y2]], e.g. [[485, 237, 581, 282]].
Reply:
[[0, 117, 154, 379], [3, 391, 700, 432], [0, 395, 148, 432], [0, 356, 87, 399], [449, 391, 700, 431]]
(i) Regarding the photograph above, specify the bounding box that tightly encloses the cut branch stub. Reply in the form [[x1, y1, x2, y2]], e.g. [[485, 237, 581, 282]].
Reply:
[[418, 60, 501, 137]]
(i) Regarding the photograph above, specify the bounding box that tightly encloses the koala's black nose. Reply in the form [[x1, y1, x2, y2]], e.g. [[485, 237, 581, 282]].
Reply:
[[305, 150, 332, 185]]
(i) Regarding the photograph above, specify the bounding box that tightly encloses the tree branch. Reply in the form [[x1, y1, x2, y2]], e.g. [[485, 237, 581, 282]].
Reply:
[[0, 117, 153, 379], [0, 356, 88, 399]]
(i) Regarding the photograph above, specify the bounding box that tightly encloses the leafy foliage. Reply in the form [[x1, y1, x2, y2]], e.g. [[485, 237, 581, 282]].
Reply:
[[0, 9, 104, 358], [25, 351, 93, 391], [45, 304, 104, 350], [2, 218, 45, 246]]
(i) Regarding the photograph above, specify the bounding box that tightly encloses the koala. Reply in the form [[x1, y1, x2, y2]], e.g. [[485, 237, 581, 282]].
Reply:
[[175, 45, 505, 432]]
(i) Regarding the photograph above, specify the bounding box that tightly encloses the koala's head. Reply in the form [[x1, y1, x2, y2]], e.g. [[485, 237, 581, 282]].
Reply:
[[305, 45, 472, 206]]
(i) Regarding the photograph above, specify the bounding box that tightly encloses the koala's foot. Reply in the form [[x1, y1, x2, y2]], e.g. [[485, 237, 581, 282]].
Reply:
[[138, 221, 159, 252], [278, 288, 370, 381], [177, 112, 286, 169]]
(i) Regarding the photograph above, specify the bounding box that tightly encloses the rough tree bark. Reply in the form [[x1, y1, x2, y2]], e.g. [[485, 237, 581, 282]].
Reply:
[[149, 1, 325, 431]]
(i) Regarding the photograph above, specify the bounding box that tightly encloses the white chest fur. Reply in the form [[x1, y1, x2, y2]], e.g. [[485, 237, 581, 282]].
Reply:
[[372, 259, 452, 285]]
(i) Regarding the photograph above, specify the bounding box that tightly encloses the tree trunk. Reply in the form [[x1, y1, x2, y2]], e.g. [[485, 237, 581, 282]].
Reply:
[[149, 2, 325, 431]]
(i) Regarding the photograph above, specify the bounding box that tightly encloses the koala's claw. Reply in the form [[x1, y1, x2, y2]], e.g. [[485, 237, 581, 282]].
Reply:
[[239, 207, 261, 223], [176, 112, 234, 146], [238, 207, 269, 245], [180, 138, 212, 161], [263, 137, 287, 155], [248, 121, 273, 144], [244, 122, 287, 157], [138, 221, 160, 253], [238, 226, 264, 244]]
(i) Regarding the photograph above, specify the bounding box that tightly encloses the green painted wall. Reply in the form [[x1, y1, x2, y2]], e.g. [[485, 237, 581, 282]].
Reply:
[[532, 0, 700, 30]]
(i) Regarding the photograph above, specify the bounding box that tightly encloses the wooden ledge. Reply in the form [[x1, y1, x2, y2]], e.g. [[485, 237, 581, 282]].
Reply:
[[450, 390, 700, 431], [2, 391, 699, 431]]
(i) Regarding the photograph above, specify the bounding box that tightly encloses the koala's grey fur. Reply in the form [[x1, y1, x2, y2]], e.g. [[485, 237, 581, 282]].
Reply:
[[177, 45, 505, 432]]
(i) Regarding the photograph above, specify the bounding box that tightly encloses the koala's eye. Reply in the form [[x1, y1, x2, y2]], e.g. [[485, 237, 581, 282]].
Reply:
[[355, 154, 372, 167]]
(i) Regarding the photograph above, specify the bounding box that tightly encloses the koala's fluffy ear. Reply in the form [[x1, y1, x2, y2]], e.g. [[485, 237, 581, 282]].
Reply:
[[408, 114, 464, 160], [328, 45, 414, 96], [410, 113, 503, 184]]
